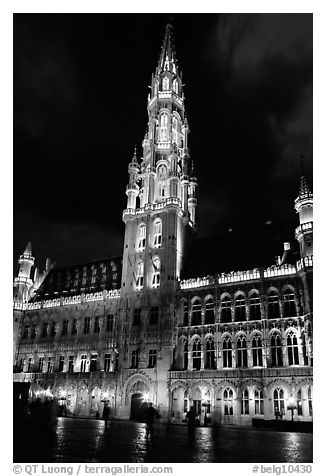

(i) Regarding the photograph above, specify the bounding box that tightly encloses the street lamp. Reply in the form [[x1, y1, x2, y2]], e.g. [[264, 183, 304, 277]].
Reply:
[[287, 396, 297, 422]]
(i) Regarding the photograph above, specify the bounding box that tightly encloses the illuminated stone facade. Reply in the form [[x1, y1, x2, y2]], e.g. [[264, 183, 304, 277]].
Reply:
[[13, 24, 313, 425]]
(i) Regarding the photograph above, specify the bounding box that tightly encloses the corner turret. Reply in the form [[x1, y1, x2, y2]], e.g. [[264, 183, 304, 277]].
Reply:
[[294, 175, 313, 259]]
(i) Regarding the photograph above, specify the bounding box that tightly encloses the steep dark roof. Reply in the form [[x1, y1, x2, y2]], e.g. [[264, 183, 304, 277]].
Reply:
[[31, 256, 123, 302]]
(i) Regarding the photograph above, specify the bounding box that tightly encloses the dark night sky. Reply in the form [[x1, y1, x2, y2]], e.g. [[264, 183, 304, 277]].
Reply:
[[13, 13, 313, 276]]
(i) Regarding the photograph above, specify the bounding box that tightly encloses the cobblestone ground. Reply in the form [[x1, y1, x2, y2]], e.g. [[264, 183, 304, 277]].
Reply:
[[14, 417, 313, 463]]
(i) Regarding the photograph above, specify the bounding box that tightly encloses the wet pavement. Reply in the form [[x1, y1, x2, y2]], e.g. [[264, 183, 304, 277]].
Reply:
[[14, 417, 313, 463]]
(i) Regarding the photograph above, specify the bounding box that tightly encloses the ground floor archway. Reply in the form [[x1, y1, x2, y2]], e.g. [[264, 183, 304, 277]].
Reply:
[[130, 393, 146, 421]]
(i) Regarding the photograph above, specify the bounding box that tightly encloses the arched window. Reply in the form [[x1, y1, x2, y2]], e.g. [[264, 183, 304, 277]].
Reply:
[[136, 261, 144, 289], [183, 340, 188, 370], [159, 113, 169, 141], [222, 336, 232, 368], [153, 219, 162, 248], [267, 290, 280, 318], [241, 389, 249, 414], [205, 298, 215, 324], [273, 387, 285, 416], [223, 388, 233, 415], [287, 331, 299, 365], [183, 302, 189, 326], [254, 389, 264, 415], [308, 387, 313, 416], [220, 295, 232, 323], [249, 292, 261, 320], [137, 224, 146, 251], [283, 290, 296, 317], [192, 339, 202, 370], [154, 82, 158, 96], [152, 257, 161, 288], [297, 389, 303, 416], [235, 295, 246, 321], [191, 299, 202, 326], [237, 335, 248, 367], [270, 333, 283, 366], [252, 334, 263, 366], [172, 78, 178, 94], [206, 337, 215, 369], [162, 76, 169, 91]]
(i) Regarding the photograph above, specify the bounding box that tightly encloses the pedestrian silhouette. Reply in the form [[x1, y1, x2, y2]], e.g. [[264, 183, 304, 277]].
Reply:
[[186, 406, 197, 439], [144, 402, 160, 439], [103, 402, 110, 427]]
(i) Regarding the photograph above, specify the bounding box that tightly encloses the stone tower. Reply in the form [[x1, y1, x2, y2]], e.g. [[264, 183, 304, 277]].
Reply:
[[118, 23, 197, 417], [121, 23, 197, 297]]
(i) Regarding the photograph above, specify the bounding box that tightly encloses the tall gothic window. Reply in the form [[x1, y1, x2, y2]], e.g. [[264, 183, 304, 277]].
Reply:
[[172, 78, 178, 94], [160, 113, 169, 141], [192, 339, 201, 370], [254, 389, 264, 415], [152, 257, 161, 288], [220, 295, 232, 322], [252, 334, 263, 366], [222, 336, 232, 368], [287, 331, 299, 365], [38, 356, 44, 373], [137, 224, 146, 251], [283, 290, 296, 317], [206, 337, 215, 369], [136, 261, 144, 289], [162, 76, 169, 91], [267, 290, 280, 318], [191, 299, 202, 325], [153, 219, 162, 248], [205, 298, 215, 324], [223, 388, 234, 416], [270, 333, 283, 366], [249, 292, 261, 320], [237, 335, 248, 367], [273, 387, 285, 415], [241, 389, 249, 414], [183, 340, 188, 370], [235, 295, 247, 321]]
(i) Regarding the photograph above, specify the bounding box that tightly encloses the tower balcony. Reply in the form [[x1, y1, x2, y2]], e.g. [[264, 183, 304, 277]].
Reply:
[[148, 91, 184, 109], [123, 198, 182, 219], [295, 221, 313, 239], [14, 276, 33, 287], [126, 183, 139, 194]]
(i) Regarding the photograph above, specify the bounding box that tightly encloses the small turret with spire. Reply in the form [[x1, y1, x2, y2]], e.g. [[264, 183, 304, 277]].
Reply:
[[294, 171, 313, 259], [13, 242, 35, 305]]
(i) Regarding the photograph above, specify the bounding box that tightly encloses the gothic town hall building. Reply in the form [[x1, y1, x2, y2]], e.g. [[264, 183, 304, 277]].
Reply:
[[13, 24, 313, 426]]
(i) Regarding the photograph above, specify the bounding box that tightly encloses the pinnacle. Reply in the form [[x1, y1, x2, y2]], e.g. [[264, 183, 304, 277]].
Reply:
[[23, 242, 32, 257], [132, 145, 138, 163], [299, 175, 312, 198]]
